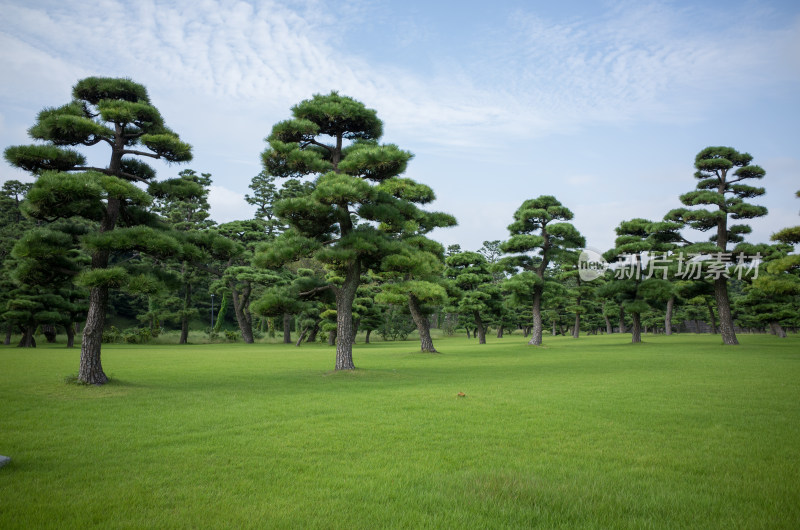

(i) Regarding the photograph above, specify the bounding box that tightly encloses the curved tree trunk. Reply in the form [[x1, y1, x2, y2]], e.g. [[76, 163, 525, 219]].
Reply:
[[79, 286, 109, 384], [334, 261, 360, 370], [714, 278, 738, 345], [408, 294, 437, 353], [528, 285, 544, 345], [631, 312, 642, 344], [474, 311, 486, 345], [307, 321, 320, 343], [230, 282, 254, 344], [295, 328, 308, 347], [665, 295, 674, 336], [283, 312, 292, 344]]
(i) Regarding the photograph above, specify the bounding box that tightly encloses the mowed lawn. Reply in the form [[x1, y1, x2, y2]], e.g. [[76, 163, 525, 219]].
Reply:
[[1, 333, 799, 529]]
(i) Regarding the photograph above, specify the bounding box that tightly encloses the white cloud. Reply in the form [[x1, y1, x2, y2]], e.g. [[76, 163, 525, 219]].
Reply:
[[207, 184, 255, 224]]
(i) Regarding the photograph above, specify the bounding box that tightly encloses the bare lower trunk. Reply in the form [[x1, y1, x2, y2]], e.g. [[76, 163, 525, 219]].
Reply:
[[496, 326, 504, 338], [474, 311, 486, 344], [714, 278, 738, 345], [770, 322, 787, 338], [528, 286, 543, 345], [558, 322, 566, 336], [79, 286, 109, 384], [665, 295, 674, 336], [18, 325, 36, 347], [179, 281, 191, 344], [42, 324, 57, 343], [230, 283, 254, 344], [408, 294, 437, 353], [334, 261, 360, 370], [365, 329, 371, 344], [295, 328, 308, 347], [618, 306, 626, 333], [66, 322, 75, 348], [307, 322, 319, 343], [465, 329, 471, 339], [572, 313, 580, 338], [283, 313, 292, 344], [604, 314, 613, 334], [631, 312, 642, 344], [327, 331, 336, 346]]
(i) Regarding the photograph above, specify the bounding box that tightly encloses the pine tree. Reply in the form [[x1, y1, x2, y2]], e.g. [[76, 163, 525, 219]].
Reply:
[[4, 77, 191, 384], [666, 147, 768, 345], [255, 92, 454, 369]]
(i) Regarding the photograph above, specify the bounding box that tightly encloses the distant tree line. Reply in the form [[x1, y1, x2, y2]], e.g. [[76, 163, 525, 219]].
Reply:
[[2, 77, 798, 384]]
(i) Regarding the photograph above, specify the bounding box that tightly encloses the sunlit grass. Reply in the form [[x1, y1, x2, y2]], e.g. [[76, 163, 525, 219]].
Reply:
[[1, 333, 798, 528]]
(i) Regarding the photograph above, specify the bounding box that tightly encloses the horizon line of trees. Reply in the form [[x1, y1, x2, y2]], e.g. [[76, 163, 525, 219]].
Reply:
[[1, 77, 798, 384]]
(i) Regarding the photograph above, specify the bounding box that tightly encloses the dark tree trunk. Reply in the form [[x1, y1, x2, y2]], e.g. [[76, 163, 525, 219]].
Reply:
[[79, 286, 109, 384], [327, 330, 336, 346], [496, 326, 504, 338], [42, 324, 57, 343], [18, 325, 36, 347], [714, 278, 738, 344], [528, 285, 544, 345], [618, 306, 626, 334], [66, 322, 75, 348], [295, 328, 308, 347], [465, 328, 471, 339], [770, 321, 787, 338], [283, 312, 292, 344], [365, 329, 371, 344], [474, 311, 486, 344], [572, 313, 580, 338], [334, 261, 360, 370], [179, 280, 191, 344], [665, 295, 674, 336], [706, 298, 719, 335], [558, 322, 566, 337], [631, 312, 642, 344], [230, 282, 254, 344], [552, 320, 557, 336], [4, 323, 11, 345], [408, 294, 437, 353], [307, 322, 319, 343], [523, 326, 531, 337]]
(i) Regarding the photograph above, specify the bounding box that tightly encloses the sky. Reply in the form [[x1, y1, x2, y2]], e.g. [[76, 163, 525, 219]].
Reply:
[[1, 0, 799, 252]]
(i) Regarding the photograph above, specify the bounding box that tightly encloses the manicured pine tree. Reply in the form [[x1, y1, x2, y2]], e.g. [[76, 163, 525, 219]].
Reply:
[[666, 147, 768, 345], [255, 91, 454, 370], [148, 169, 215, 343], [4, 77, 192, 384], [500, 196, 584, 345], [600, 219, 674, 343], [444, 251, 502, 344]]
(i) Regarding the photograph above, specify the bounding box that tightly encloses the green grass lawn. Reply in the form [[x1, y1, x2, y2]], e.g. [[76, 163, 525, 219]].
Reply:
[[1, 333, 799, 528]]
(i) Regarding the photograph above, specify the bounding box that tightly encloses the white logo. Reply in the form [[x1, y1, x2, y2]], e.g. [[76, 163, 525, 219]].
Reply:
[[578, 247, 609, 282]]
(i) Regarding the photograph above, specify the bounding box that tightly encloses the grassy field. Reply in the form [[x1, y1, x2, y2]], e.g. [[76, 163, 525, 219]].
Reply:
[[1, 333, 799, 528]]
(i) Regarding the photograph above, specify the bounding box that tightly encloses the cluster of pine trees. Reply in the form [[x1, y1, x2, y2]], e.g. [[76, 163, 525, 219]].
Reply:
[[2, 77, 798, 384]]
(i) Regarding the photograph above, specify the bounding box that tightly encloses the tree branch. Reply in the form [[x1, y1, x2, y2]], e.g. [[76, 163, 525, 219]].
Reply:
[[122, 149, 160, 159], [299, 284, 336, 297]]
